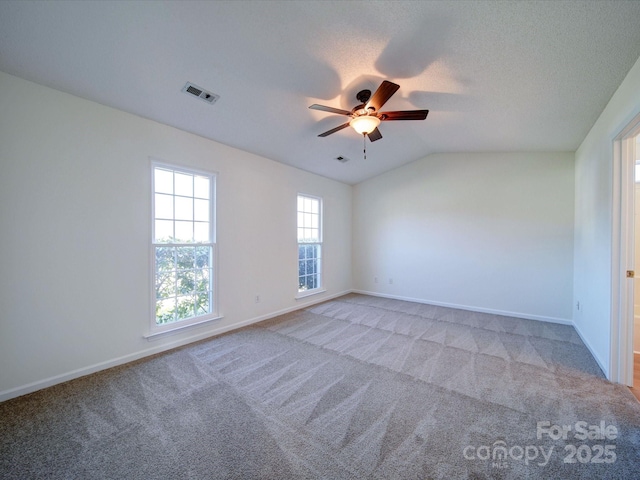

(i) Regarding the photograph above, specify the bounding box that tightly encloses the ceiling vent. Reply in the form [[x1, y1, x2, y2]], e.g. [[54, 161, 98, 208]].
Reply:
[[335, 156, 350, 163], [182, 82, 219, 105]]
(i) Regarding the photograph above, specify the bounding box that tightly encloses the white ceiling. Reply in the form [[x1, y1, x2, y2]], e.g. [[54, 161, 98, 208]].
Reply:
[[2, 1, 640, 184]]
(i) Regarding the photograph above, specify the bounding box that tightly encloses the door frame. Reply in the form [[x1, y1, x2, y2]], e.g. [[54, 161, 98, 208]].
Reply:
[[611, 113, 640, 385]]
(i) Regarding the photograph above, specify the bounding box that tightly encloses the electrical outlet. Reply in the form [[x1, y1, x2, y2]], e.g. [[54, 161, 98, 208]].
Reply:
[[389, 278, 393, 285], [576, 301, 580, 311], [255, 295, 260, 303], [374, 277, 378, 284]]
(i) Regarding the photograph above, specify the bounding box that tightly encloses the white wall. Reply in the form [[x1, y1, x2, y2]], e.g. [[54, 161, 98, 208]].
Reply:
[[353, 152, 575, 322], [574, 55, 640, 376], [0, 71, 352, 400]]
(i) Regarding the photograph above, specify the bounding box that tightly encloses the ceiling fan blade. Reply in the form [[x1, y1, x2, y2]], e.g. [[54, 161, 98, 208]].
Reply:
[[380, 110, 429, 121], [366, 80, 400, 112], [318, 122, 351, 137], [309, 104, 352, 116], [367, 127, 383, 142]]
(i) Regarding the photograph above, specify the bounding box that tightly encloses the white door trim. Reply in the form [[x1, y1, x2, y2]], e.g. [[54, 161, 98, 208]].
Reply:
[[611, 113, 640, 385]]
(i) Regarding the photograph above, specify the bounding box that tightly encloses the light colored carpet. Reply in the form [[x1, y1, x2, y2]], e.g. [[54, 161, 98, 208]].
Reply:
[[2, 293, 639, 479]]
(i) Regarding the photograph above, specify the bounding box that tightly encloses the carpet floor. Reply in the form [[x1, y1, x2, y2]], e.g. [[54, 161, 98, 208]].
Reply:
[[1, 293, 640, 479]]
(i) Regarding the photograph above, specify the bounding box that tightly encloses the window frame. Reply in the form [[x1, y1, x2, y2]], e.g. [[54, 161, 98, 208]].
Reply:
[[296, 193, 325, 298], [149, 160, 220, 336], [635, 136, 639, 182]]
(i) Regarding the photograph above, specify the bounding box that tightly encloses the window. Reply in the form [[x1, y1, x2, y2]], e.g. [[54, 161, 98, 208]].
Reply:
[[297, 194, 322, 294], [151, 162, 217, 334], [633, 135, 640, 183], [635, 136, 640, 182]]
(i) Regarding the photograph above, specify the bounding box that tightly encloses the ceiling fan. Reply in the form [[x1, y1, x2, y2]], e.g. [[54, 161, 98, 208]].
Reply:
[[309, 80, 429, 143]]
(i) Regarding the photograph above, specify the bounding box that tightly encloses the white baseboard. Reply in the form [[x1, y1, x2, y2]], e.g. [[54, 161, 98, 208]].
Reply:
[[352, 290, 613, 376], [0, 289, 595, 402], [352, 289, 574, 325], [571, 321, 609, 377], [0, 289, 351, 403]]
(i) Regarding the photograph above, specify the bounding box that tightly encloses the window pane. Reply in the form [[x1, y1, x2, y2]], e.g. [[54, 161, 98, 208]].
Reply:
[[176, 246, 195, 269], [175, 196, 193, 221], [195, 246, 211, 268], [175, 172, 193, 197], [177, 270, 195, 295], [298, 241, 321, 293], [196, 269, 211, 293], [196, 294, 210, 315], [155, 193, 173, 219], [156, 298, 176, 324], [194, 199, 209, 222], [155, 220, 173, 242], [306, 259, 315, 274], [194, 176, 210, 199], [175, 221, 193, 242], [194, 222, 209, 242], [306, 276, 315, 290], [155, 246, 175, 272], [154, 168, 173, 194], [176, 296, 195, 321], [156, 272, 176, 299]]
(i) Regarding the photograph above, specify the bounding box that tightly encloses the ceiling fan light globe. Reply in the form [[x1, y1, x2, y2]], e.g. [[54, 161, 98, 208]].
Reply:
[[350, 115, 381, 135]]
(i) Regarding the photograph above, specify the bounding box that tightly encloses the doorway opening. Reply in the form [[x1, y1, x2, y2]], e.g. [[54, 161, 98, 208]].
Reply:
[[631, 135, 640, 400], [629, 135, 640, 401], [611, 114, 640, 391]]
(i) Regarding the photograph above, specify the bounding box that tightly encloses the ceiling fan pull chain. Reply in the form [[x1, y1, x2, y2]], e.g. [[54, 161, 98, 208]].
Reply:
[[363, 133, 367, 160]]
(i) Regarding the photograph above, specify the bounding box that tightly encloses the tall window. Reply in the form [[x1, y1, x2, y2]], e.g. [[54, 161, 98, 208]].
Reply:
[[152, 162, 217, 333], [297, 194, 322, 293], [635, 135, 640, 182]]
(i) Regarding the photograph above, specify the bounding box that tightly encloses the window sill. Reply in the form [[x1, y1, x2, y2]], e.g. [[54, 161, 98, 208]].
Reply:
[[295, 288, 326, 300], [144, 315, 224, 340]]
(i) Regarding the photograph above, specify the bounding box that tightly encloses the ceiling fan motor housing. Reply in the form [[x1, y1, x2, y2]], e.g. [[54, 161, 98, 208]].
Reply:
[[356, 89, 372, 104]]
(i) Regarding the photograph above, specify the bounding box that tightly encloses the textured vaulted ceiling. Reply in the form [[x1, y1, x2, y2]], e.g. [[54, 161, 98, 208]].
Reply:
[[2, 1, 640, 184]]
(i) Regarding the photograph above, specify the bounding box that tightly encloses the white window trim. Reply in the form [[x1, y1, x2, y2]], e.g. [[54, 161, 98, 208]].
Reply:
[[296, 193, 323, 297], [295, 288, 327, 300], [148, 159, 220, 337]]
